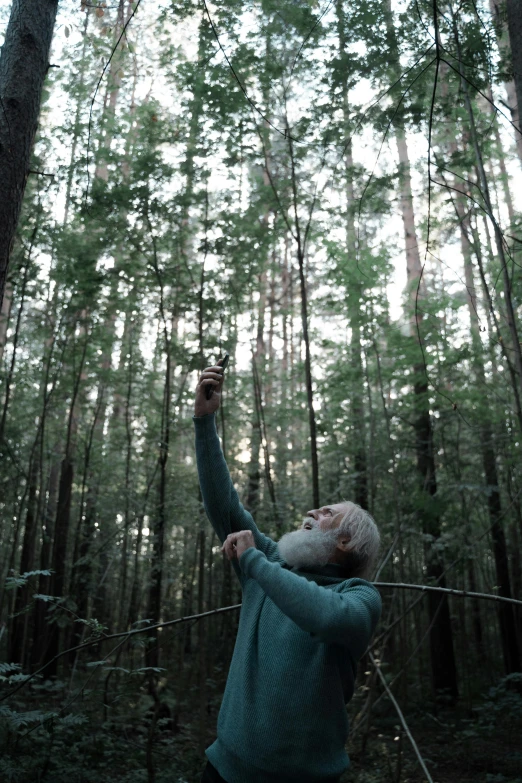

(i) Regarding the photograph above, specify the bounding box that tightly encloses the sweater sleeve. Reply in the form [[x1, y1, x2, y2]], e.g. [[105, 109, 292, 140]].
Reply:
[[194, 413, 280, 561], [239, 548, 381, 656]]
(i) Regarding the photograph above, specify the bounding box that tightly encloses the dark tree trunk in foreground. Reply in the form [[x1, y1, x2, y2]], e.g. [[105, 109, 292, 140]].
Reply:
[[0, 0, 58, 305]]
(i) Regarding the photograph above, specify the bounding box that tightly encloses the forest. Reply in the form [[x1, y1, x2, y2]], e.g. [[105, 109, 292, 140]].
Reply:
[[0, 0, 521, 781]]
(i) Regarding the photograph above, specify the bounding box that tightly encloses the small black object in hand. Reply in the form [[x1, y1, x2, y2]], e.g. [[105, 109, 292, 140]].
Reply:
[[205, 352, 229, 400]]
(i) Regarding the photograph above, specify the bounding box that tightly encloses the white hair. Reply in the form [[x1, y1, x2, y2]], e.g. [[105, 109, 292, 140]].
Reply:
[[337, 502, 380, 580]]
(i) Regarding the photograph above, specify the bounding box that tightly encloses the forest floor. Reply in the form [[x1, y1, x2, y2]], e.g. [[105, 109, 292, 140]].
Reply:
[[343, 718, 522, 783], [1, 673, 521, 783]]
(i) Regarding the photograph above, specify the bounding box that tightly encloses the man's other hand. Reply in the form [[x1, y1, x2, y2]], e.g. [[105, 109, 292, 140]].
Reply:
[[194, 361, 225, 417], [222, 530, 256, 561]]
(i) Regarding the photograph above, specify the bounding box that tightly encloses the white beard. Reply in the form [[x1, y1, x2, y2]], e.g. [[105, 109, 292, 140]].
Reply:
[[277, 522, 340, 570]]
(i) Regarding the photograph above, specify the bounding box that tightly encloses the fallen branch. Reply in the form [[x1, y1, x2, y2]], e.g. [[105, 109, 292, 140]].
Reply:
[[370, 652, 434, 783]]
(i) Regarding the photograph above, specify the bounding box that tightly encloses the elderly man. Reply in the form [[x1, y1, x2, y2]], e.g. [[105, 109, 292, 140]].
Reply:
[[194, 362, 382, 783]]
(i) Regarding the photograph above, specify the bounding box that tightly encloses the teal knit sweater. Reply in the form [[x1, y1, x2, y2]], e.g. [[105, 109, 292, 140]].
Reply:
[[195, 413, 381, 783]]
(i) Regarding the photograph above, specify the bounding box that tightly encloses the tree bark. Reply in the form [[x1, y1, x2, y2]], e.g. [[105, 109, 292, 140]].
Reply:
[[0, 0, 58, 305]]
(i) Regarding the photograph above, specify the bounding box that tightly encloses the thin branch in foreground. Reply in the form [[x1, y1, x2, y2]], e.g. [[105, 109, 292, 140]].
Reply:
[[374, 581, 522, 607], [3, 581, 519, 702], [370, 652, 434, 783], [1, 603, 242, 702]]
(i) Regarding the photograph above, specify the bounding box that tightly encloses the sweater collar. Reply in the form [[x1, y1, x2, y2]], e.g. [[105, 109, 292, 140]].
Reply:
[[282, 560, 349, 581]]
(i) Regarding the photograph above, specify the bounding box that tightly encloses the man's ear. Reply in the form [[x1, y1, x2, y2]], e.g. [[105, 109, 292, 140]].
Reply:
[[336, 536, 352, 553]]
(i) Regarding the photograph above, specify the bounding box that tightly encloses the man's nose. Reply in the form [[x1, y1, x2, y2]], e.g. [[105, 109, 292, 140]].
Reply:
[[307, 509, 318, 520]]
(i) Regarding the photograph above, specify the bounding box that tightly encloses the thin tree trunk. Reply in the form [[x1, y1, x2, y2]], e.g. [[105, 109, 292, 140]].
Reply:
[[145, 237, 172, 673], [68, 385, 106, 657], [8, 446, 39, 666], [198, 528, 207, 755], [336, 0, 368, 510], [118, 315, 135, 629], [0, 246, 32, 446], [0, 279, 13, 364], [31, 450, 59, 667], [95, 0, 128, 183], [246, 269, 267, 515], [287, 128, 320, 507], [63, 9, 90, 225]]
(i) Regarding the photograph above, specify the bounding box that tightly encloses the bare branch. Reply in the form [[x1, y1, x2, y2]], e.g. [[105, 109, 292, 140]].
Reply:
[[370, 652, 435, 783], [375, 581, 522, 607]]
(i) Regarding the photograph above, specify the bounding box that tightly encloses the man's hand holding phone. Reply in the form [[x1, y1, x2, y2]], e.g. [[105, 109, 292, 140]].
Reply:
[[194, 353, 229, 417]]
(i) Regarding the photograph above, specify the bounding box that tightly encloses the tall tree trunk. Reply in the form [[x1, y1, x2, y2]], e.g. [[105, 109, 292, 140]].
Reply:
[[8, 446, 39, 666], [118, 314, 135, 629], [446, 115, 520, 672], [31, 450, 60, 667], [43, 324, 90, 675], [489, 0, 522, 165], [197, 528, 207, 755], [505, 0, 522, 139], [455, 180, 520, 673], [452, 15, 522, 410], [68, 384, 107, 656], [0, 0, 58, 304], [246, 270, 267, 516], [385, 0, 458, 703], [178, 13, 210, 265], [95, 0, 128, 183], [63, 8, 91, 225], [286, 129, 320, 507], [0, 251, 29, 446], [336, 0, 368, 510], [145, 243, 172, 673]]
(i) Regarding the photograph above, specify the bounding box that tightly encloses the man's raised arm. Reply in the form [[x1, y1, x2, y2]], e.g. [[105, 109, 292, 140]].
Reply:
[[193, 360, 279, 561]]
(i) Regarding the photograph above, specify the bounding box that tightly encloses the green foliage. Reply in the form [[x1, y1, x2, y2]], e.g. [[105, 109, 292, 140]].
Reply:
[[5, 571, 52, 591]]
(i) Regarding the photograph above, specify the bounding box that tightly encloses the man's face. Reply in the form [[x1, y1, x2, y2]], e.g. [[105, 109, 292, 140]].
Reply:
[[277, 502, 351, 571], [303, 503, 348, 532]]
